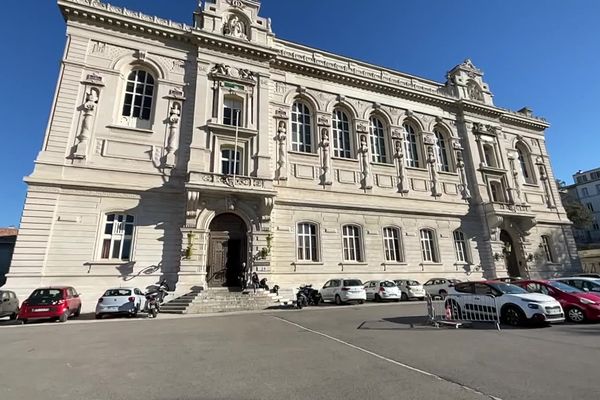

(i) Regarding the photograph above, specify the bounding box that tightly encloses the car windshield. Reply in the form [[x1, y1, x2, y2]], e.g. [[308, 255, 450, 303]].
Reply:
[[407, 280, 420, 286], [380, 281, 396, 287], [104, 289, 132, 297], [489, 283, 528, 294], [343, 280, 362, 287], [449, 279, 462, 283], [548, 281, 582, 293], [29, 289, 63, 301]]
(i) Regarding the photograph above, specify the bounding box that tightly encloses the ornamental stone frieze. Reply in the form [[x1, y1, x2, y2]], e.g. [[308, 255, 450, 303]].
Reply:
[[210, 63, 256, 83]]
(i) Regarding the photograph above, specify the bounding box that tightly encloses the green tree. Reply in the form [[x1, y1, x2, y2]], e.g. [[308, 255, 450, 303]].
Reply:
[[557, 179, 594, 229]]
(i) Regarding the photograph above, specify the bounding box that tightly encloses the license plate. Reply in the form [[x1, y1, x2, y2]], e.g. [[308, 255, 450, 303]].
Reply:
[[34, 308, 49, 312]]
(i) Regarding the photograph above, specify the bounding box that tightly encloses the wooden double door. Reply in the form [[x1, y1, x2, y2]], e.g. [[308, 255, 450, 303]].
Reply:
[[207, 214, 247, 288]]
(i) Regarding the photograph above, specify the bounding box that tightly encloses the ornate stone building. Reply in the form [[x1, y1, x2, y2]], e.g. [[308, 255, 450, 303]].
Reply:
[[7, 0, 580, 307]]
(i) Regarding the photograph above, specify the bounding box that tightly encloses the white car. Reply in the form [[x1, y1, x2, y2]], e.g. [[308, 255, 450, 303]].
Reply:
[[95, 287, 145, 319], [553, 277, 600, 294], [319, 278, 366, 305], [423, 278, 461, 298], [364, 280, 401, 302], [394, 279, 426, 301], [448, 281, 564, 326], [0, 290, 20, 320]]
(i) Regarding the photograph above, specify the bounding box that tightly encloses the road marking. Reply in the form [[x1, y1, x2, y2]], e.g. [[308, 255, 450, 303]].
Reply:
[[273, 316, 503, 400]]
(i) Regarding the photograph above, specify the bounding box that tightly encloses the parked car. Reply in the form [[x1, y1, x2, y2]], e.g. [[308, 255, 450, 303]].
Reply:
[[514, 279, 600, 323], [423, 278, 461, 298], [364, 280, 401, 302], [448, 281, 564, 326], [319, 278, 366, 305], [495, 277, 524, 284], [18, 287, 81, 324], [0, 290, 20, 320], [394, 279, 426, 301], [95, 287, 145, 319], [553, 277, 600, 294], [575, 273, 600, 279]]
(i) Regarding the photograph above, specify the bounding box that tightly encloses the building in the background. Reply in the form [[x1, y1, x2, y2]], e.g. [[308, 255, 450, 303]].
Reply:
[[0, 228, 18, 287], [6, 0, 580, 309], [563, 167, 600, 273]]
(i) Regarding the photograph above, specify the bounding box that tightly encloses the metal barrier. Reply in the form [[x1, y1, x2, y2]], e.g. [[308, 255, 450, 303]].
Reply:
[[426, 294, 501, 330]]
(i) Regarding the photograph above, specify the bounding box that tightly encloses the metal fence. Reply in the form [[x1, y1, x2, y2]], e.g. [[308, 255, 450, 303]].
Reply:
[[426, 294, 501, 331]]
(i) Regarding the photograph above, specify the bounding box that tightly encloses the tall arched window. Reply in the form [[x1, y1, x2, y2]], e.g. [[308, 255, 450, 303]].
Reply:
[[291, 101, 312, 153], [101, 213, 135, 261], [453, 229, 470, 263], [383, 227, 402, 262], [122, 69, 155, 121], [342, 225, 363, 262], [403, 122, 420, 168], [420, 229, 439, 263], [516, 142, 535, 184], [433, 128, 451, 172], [332, 109, 352, 158], [369, 116, 387, 163], [297, 222, 319, 262]]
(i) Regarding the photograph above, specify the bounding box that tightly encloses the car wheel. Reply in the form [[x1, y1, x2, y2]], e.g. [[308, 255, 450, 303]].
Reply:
[[374, 294, 382, 302], [419, 297, 425, 301], [59, 311, 69, 323], [439, 290, 447, 299], [19, 319, 28, 324], [95, 313, 103, 320], [401, 293, 409, 301], [74, 305, 81, 318], [502, 305, 524, 327], [9, 312, 17, 321], [335, 295, 342, 305], [566, 307, 586, 323], [358, 300, 364, 304]]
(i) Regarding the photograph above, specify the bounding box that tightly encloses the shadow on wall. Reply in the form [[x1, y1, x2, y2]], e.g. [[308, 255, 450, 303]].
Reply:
[[0, 229, 18, 287]]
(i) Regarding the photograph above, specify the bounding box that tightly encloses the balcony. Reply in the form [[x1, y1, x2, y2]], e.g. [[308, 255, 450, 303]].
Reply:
[[187, 172, 275, 196], [484, 202, 537, 233]]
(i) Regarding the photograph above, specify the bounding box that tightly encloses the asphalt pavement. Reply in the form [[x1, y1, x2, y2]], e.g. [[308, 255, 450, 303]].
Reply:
[[1, 302, 598, 400]]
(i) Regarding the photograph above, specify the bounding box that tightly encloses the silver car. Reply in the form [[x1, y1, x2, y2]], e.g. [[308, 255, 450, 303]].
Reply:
[[394, 279, 426, 301], [95, 287, 145, 319], [0, 290, 19, 320]]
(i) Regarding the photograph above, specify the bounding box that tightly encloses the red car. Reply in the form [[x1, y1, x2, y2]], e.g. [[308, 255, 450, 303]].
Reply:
[[514, 280, 600, 323], [18, 287, 82, 324]]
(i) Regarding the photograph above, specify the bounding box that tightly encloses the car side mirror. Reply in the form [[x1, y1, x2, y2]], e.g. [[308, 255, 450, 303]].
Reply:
[[583, 288, 590, 292], [74, 294, 80, 298]]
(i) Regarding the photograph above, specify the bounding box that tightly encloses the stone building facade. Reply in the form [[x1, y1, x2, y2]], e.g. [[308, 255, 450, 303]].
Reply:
[[7, 0, 580, 307]]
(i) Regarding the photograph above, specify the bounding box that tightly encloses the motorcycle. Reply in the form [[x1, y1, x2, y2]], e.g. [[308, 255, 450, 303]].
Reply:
[[295, 284, 321, 309], [145, 280, 169, 318]]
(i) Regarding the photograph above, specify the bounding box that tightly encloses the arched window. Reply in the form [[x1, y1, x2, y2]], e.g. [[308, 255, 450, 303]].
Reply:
[[516, 142, 535, 184], [342, 225, 363, 262], [332, 109, 352, 158], [403, 122, 420, 168], [420, 229, 439, 263], [483, 144, 497, 167], [297, 222, 319, 262], [541, 235, 555, 263], [369, 116, 387, 163], [101, 213, 135, 261], [489, 180, 506, 203], [433, 128, 451, 172], [453, 229, 470, 263], [122, 69, 155, 121], [291, 101, 312, 153], [223, 95, 243, 127], [221, 147, 241, 175], [383, 227, 402, 262]]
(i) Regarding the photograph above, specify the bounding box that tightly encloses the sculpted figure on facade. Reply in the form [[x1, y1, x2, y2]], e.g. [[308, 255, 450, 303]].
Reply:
[[427, 146, 442, 197], [223, 15, 246, 39], [537, 157, 555, 208], [456, 150, 472, 200], [165, 102, 181, 167], [211, 63, 231, 76], [507, 151, 524, 205], [320, 128, 332, 186], [73, 88, 99, 159], [393, 138, 409, 193], [359, 134, 373, 190], [276, 121, 288, 180]]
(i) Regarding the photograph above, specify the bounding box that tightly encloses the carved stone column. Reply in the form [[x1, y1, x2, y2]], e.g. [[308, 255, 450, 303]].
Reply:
[[318, 115, 332, 186], [358, 134, 373, 190], [185, 190, 200, 228], [73, 73, 104, 160], [165, 90, 184, 167], [536, 156, 556, 208], [392, 128, 409, 193]]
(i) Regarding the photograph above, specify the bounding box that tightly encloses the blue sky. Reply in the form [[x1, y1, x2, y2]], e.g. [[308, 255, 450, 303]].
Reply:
[[0, 0, 598, 227]]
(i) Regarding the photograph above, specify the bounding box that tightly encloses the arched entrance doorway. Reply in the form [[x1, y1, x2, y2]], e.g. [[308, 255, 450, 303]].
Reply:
[[207, 213, 247, 288], [500, 230, 520, 278]]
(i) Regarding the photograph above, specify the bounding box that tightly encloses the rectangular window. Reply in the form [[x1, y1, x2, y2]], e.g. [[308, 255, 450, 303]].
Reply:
[[593, 223, 599, 231], [596, 184, 600, 195], [453, 230, 469, 263], [342, 225, 362, 262], [541, 235, 555, 263], [223, 97, 242, 126], [420, 229, 438, 263], [297, 223, 318, 261], [582, 187, 589, 197], [383, 227, 402, 262], [291, 102, 312, 153], [101, 214, 134, 261], [221, 148, 241, 175], [587, 203, 595, 212]]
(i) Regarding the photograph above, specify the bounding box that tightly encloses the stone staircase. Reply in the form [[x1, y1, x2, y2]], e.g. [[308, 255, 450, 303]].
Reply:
[[161, 287, 295, 314]]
